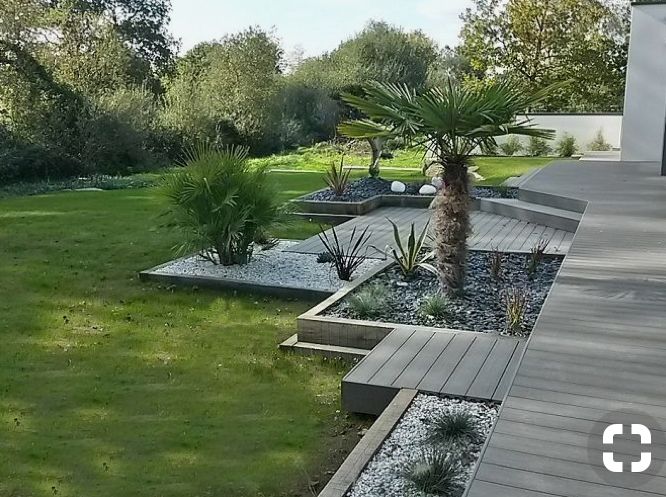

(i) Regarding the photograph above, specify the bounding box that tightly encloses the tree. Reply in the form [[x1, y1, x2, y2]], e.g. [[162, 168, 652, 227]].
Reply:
[[459, 0, 628, 111], [339, 80, 555, 294]]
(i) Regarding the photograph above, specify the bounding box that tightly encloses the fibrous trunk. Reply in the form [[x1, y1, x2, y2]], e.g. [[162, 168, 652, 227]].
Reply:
[[368, 138, 383, 178], [433, 161, 470, 295]]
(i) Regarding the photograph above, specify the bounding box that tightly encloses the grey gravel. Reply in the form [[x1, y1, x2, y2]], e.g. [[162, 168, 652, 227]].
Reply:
[[348, 394, 498, 497], [326, 250, 562, 336], [153, 241, 384, 292]]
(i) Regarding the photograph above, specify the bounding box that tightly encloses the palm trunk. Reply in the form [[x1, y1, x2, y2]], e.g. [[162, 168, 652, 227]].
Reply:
[[433, 161, 470, 295], [368, 138, 382, 178]]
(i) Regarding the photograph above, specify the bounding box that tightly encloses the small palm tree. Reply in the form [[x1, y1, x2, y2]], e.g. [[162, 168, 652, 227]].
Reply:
[[339, 80, 556, 294]]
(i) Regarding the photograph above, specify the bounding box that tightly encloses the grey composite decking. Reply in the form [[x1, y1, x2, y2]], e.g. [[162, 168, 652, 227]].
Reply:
[[342, 327, 524, 415], [466, 161, 666, 497], [286, 207, 573, 258]]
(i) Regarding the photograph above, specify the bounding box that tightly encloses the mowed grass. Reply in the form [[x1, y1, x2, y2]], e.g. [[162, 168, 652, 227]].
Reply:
[[0, 171, 384, 497], [250, 145, 553, 186]]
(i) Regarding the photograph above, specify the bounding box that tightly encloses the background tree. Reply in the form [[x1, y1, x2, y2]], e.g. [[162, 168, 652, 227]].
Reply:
[[459, 0, 628, 111]]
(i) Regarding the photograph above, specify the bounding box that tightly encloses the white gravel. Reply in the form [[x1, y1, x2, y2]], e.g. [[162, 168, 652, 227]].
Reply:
[[152, 241, 384, 292], [348, 394, 498, 497]]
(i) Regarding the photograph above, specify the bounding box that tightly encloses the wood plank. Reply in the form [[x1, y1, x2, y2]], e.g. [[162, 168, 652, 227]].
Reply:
[[343, 328, 414, 384], [493, 342, 524, 401], [391, 332, 455, 388], [416, 333, 475, 392], [439, 336, 495, 396], [466, 339, 520, 400], [368, 330, 433, 386]]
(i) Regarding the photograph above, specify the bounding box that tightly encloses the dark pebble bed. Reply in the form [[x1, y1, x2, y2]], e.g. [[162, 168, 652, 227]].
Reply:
[[324, 251, 563, 336], [303, 177, 517, 202]]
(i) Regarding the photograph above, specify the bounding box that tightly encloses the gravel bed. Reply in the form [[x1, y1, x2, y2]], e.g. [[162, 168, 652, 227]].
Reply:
[[325, 250, 563, 336], [303, 178, 517, 202], [152, 241, 384, 293], [348, 394, 498, 497]]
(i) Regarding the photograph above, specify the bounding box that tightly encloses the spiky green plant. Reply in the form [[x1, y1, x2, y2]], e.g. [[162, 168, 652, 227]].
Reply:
[[428, 411, 479, 446], [383, 219, 436, 278], [403, 448, 462, 497], [348, 283, 390, 319], [420, 294, 450, 319], [318, 225, 371, 281], [526, 238, 548, 278], [505, 286, 529, 335], [161, 145, 287, 265], [324, 156, 351, 196], [339, 79, 560, 295]]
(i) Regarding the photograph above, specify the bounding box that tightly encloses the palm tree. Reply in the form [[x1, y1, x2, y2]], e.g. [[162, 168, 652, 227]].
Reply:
[[339, 80, 556, 294]]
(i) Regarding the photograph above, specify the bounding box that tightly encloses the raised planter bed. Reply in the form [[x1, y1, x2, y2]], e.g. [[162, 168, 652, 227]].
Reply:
[[298, 250, 563, 348], [140, 240, 385, 300], [318, 390, 499, 497]]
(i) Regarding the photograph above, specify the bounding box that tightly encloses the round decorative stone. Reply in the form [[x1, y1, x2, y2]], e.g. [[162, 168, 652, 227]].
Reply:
[[419, 184, 437, 195], [390, 181, 407, 193]]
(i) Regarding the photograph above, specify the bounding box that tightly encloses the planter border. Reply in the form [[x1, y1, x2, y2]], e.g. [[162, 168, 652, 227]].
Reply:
[[140, 255, 334, 301], [317, 389, 418, 497]]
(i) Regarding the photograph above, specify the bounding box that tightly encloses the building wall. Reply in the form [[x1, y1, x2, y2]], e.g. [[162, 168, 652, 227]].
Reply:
[[621, 3, 666, 162], [496, 114, 622, 151]]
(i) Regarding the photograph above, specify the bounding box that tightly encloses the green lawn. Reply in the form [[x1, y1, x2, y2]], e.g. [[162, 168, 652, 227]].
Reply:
[[0, 171, 379, 497], [250, 144, 554, 186]]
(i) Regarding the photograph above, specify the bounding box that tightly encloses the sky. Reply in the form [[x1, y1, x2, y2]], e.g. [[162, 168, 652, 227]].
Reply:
[[169, 0, 472, 57]]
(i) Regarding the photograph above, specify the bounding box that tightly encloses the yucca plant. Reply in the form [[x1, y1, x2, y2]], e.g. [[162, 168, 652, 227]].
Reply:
[[381, 219, 436, 278], [161, 145, 287, 265], [318, 225, 371, 281], [324, 156, 351, 196], [403, 448, 462, 497], [339, 80, 559, 295]]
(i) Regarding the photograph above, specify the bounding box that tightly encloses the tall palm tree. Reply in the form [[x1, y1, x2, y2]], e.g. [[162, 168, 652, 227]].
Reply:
[[339, 80, 556, 294]]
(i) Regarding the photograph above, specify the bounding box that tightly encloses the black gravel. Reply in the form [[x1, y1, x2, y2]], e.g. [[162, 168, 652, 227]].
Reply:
[[303, 177, 517, 202], [324, 251, 563, 336]]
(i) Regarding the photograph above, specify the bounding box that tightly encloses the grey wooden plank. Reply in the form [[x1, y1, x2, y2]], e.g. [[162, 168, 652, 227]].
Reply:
[[368, 330, 433, 386], [343, 328, 414, 384], [391, 332, 455, 388], [416, 333, 475, 392], [467, 481, 554, 497], [493, 342, 524, 401], [466, 339, 519, 400], [440, 336, 495, 396]]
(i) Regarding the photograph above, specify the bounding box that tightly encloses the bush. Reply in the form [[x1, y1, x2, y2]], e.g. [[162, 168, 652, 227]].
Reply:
[[348, 283, 389, 319], [0, 143, 84, 184], [498, 136, 523, 156], [403, 448, 462, 497], [588, 128, 612, 151], [525, 136, 552, 157], [161, 145, 287, 265], [556, 134, 578, 157]]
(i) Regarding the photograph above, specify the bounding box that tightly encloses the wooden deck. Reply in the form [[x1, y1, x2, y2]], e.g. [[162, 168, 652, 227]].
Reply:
[[466, 160, 666, 497], [342, 327, 524, 415], [287, 207, 573, 257]]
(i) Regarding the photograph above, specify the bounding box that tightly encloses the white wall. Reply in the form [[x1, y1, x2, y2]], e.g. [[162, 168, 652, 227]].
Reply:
[[496, 113, 622, 151], [621, 3, 666, 162]]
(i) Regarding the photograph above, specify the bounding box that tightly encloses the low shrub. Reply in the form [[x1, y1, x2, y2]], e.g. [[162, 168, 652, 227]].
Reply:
[[161, 145, 287, 265], [525, 136, 552, 157], [0, 143, 84, 184], [428, 411, 479, 446], [403, 448, 462, 497], [588, 129, 612, 151], [556, 134, 578, 157], [498, 136, 523, 156], [420, 294, 450, 319], [348, 283, 390, 319]]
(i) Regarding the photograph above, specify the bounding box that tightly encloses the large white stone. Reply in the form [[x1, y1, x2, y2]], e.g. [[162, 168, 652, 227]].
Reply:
[[390, 181, 406, 193], [419, 184, 437, 195]]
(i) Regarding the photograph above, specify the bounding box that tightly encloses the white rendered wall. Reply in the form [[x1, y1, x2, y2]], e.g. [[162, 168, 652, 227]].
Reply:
[[621, 3, 666, 162], [496, 114, 622, 151]]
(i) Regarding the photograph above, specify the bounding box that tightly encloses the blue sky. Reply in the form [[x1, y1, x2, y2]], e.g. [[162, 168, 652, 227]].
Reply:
[[169, 0, 472, 56]]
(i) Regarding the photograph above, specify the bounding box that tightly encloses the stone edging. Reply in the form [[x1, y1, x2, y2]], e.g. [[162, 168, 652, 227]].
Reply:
[[317, 389, 418, 497]]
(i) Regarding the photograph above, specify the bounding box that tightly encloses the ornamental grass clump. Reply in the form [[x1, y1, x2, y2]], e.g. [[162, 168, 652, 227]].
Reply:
[[526, 238, 548, 279], [403, 448, 462, 497], [161, 145, 287, 265], [428, 411, 479, 446], [348, 283, 390, 319], [488, 247, 504, 280], [420, 293, 450, 319], [505, 286, 529, 335]]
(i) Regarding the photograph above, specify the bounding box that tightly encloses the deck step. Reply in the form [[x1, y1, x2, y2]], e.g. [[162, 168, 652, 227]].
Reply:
[[291, 212, 356, 225], [279, 334, 369, 361], [478, 198, 581, 232], [518, 188, 587, 214]]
